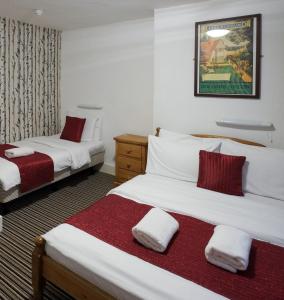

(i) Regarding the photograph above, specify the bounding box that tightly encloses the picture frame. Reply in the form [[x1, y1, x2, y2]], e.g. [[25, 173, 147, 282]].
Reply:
[[194, 14, 261, 98]]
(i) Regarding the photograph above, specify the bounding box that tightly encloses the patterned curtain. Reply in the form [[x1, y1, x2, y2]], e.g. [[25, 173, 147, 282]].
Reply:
[[0, 17, 61, 143]]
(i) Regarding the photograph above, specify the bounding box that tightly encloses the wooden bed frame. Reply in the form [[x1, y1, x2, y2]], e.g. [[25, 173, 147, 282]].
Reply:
[[32, 128, 265, 300]]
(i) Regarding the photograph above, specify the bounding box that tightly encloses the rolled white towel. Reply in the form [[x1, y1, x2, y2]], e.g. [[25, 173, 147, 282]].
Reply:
[[205, 225, 252, 273], [132, 207, 179, 253], [5, 147, 35, 158]]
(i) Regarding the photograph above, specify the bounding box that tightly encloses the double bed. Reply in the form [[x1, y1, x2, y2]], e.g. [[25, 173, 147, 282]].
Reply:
[[32, 131, 284, 300]]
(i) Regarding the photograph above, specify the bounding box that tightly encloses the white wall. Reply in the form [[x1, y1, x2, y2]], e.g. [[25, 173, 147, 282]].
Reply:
[[154, 0, 284, 148], [61, 19, 154, 173], [62, 0, 284, 175]]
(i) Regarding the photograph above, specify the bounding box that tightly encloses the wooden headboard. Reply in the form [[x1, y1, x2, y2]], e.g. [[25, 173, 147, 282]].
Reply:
[[155, 127, 265, 147]]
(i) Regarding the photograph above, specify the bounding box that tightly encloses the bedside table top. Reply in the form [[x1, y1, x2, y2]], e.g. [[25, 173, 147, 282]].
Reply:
[[114, 134, 148, 145]]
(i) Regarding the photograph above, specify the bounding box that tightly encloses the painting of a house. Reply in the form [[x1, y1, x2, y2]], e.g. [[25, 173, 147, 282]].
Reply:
[[201, 39, 226, 64], [194, 14, 261, 98]]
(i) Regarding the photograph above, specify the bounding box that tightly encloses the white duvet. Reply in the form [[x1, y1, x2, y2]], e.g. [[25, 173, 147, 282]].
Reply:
[[112, 174, 284, 247], [44, 174, 284, 300], [0, 136, 91, 191]]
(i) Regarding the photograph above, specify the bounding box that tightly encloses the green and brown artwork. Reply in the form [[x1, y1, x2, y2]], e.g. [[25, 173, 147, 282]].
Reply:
[[198, 17, 255, 95]]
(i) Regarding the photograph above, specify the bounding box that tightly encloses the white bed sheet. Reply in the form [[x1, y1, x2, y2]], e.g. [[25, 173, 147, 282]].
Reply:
[[111, 174, 284, 247], [12, 139, 72, 172], [44, 174, 284, 299], [82, 140, 104, 156], [51, 134, 105, 156], [0, 136, 104, 191]]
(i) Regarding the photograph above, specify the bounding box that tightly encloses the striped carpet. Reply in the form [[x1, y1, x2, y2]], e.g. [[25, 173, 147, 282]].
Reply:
[[0, 170, 114, 300]]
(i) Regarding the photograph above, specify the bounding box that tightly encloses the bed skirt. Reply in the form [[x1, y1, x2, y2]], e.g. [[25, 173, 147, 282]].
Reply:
[[0, 151, 105, 204]]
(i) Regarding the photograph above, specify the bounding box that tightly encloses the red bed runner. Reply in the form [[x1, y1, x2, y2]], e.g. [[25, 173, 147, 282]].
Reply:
[[67, 195, 284, 300], [0, 144, 54, 192]]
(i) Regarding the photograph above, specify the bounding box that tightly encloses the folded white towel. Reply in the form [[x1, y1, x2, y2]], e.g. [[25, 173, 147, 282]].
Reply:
[[5, 147, 35, 158], [205, 225, 252, 273], [132, 207, 179, 253]]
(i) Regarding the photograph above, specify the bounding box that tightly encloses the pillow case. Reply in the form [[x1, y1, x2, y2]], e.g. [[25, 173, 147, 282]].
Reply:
[[159, 128, 190, 140], [221, 140, 284, 201], [67, 109, 102, 142], [197, 150, 246, 196], [146, 135, 221, 182], [60, 116, 86, 143], [159, 128, 223, 147]]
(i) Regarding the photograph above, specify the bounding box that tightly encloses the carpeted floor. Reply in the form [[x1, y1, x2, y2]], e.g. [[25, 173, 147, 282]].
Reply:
[[0, 170, 114, 300]]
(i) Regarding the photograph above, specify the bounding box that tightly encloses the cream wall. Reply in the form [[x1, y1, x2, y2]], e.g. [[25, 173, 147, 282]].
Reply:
[[154, 0, 284, 148], [61, 19, 154, 173]]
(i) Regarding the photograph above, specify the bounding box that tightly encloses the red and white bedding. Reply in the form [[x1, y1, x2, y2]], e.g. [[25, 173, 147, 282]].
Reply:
[[0, 144, 54, 193], [113, 175, 284, 246], [43, 174, 284, 300], [0, 135, 104, 191]]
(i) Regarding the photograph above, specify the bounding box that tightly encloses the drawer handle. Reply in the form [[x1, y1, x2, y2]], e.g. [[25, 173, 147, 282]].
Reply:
[[127, 164, 131, 169], [127, 150, 132, 154]]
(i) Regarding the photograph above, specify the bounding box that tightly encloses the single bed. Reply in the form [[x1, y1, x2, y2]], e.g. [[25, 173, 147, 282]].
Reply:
[[32, 132, 284, 300], [0, 107, 105, 211]]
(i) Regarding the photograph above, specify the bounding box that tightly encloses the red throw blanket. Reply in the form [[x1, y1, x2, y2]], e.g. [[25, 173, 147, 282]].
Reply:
[[0, 144, 54, 192], [67, 195, 284, 300]]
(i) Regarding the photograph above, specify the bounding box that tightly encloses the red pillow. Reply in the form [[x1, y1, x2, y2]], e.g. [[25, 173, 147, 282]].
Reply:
[[197, 150, 246, 196], [60, 116, 86, 143]]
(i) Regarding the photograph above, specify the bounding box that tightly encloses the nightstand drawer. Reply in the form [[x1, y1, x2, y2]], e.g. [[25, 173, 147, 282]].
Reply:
[[118, 143, 141, 159], [114, 134, 148, 186], [118, 168, 139, 182], [117, 156, 142, 173]]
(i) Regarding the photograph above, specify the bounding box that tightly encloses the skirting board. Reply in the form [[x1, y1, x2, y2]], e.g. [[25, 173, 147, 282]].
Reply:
[[100, 162, 115, 175]]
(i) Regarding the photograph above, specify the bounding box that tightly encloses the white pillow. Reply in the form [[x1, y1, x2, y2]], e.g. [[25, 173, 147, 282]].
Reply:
[[67, 109, 101, 142], [159, 129, 191, 140], [146, 135, 221, 182], [159, 128, 223, 145], [221, 140, 284, 201]]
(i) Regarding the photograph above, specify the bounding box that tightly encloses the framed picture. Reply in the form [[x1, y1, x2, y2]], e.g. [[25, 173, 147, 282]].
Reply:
[[194, 14, 261, 98]]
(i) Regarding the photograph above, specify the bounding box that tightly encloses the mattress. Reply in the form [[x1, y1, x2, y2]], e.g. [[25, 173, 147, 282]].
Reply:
[[43, 174, 284, 300], [82, 140, 105, 156]]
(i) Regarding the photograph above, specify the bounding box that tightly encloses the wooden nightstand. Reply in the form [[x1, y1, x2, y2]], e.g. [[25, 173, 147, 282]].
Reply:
[[114, 134, 148, 186]]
